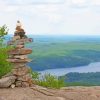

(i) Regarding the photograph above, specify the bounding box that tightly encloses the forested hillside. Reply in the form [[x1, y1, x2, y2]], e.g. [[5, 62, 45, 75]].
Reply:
[[27, 41, 100, 71], [60, 72, 100, 86], [6, 35, 100, 71]]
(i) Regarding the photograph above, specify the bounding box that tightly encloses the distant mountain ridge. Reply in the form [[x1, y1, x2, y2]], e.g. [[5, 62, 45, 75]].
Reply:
[[60, 72, 100, 86]]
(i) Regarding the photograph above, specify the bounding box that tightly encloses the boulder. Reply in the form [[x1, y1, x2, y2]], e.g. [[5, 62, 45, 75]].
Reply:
[[0, 76, 16, 88]]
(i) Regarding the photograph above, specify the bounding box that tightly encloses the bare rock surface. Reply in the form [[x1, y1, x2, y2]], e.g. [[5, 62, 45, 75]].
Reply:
[[0, 86, 100, 100]]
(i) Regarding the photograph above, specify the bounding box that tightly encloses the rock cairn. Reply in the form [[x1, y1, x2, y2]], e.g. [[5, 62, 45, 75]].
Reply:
[[9, 38, 33, 87], [0, 31, 33, 88]]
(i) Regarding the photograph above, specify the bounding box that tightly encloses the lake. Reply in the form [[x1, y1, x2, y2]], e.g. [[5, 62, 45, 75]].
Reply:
[[39, 62, 100, 76]]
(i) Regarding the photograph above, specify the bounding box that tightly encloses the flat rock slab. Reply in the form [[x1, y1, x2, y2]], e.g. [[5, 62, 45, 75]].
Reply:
[[18, 38, 33, 43], [7, 38, 33, 46], [1, 86, 100, 100], [7, 58, 32, 63], [16, 45, 24, 49], [0, 76, 16, 88], [8, 48, 32, 55], [0, 87, 66, 100], [14, 55, 27, 59]]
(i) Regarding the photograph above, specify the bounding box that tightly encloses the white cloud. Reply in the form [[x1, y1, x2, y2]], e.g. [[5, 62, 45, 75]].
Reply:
[[91, 0, 100, 6], [0, 0, 100, 35], [0, 1, 7, 11], [5, 6, 19, 12], [71, 0, 86, 4], [70, 0, 89, 8], [21, 4, 64, 23], [3, 0, 65, 5]]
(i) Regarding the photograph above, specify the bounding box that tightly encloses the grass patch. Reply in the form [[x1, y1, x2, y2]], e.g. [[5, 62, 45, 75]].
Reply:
[[31, 71, 65, 89], [0, 47, 12, 78], [0, 25, 12, 78], [38, 74, 65, 89]]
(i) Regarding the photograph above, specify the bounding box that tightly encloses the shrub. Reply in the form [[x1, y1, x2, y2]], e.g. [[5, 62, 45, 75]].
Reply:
[[31, 71, 65, 89], [0, 25, 12, 78], [0, 25, 8, 46], [0, 47, 12, 78], [30, 70, 40, 80], [38, 74, 65, 89]]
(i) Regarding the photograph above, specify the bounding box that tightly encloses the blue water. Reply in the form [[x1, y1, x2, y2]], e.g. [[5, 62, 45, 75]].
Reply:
[[39, 62, 100, 76]]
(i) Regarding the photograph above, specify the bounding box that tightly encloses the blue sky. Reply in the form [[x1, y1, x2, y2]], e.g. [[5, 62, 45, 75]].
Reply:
[[0, 0, 100, 35]]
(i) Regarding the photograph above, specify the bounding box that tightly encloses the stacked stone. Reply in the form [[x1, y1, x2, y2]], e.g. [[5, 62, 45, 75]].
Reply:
[[6, 38, 33, 87]]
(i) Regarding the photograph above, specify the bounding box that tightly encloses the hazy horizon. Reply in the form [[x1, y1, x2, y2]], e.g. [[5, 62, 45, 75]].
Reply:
[[8, 33, 100, 36]]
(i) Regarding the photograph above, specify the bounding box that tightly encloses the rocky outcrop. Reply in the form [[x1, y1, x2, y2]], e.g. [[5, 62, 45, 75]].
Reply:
[[0, 86, 100, 100]]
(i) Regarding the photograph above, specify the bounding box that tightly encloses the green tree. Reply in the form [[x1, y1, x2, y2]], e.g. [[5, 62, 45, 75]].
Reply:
[[0, 25, 12, 78], [0, 25, 8, 45]]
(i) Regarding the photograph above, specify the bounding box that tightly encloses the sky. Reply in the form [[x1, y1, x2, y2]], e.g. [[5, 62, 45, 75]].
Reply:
[[0, 0, 100, 35]]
